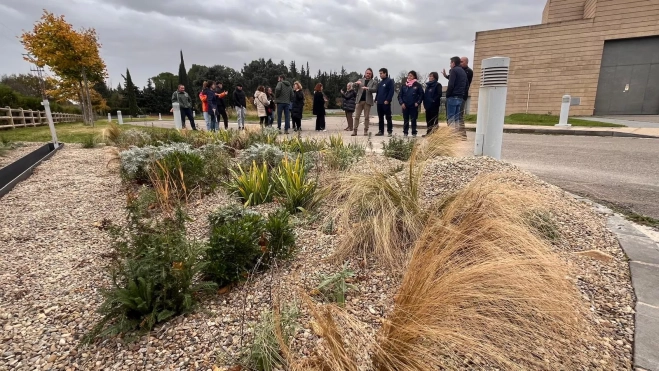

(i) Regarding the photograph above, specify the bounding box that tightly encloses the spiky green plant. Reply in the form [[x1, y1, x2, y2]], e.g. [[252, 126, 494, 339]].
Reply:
[[228, 161, 274, 206]]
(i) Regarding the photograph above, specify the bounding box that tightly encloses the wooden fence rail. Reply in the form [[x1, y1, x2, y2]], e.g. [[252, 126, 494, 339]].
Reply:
[[0, 106, 83, 130]]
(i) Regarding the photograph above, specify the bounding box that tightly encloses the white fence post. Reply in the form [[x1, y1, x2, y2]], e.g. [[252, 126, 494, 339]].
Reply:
[[172, 103, 182, 130], [158, 113, 162, 121], [117, 111, 124, 125], [556, 95, 572, 127], [108, 113, 112, 122], [42, 100, 59, 149]]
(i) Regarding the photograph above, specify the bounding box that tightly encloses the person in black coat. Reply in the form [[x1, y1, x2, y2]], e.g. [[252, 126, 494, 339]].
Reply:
[[312, 83, 327, 131], [340, 82, 357, 132], [397, 70, 424, 137], [266, 87, 276, 127], [214, 82, 229, 130], [422, 72, 442, 136], [291, 81, 305, 132]]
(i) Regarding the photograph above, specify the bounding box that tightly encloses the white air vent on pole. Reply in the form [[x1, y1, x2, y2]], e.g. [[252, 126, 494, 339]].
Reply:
[[474, 57, 511, 160]]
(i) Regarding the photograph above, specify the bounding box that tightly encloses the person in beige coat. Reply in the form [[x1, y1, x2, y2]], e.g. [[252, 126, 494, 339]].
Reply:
[[352, 68, 378, 135], [254, 86, 271, 126]]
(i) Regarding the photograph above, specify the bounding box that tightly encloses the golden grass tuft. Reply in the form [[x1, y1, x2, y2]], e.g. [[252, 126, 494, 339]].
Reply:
[[372, 174, 595, 370], [330, 127, 459, 268], [103, 122, 121, 144]]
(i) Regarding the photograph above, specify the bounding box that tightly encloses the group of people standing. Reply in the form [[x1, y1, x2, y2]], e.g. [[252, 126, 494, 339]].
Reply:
[[171, 55, 473, 137], [339, 56, 473, 138]]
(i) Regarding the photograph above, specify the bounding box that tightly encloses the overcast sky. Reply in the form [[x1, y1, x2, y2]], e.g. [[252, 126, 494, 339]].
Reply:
[[0, 0, 543, 88]]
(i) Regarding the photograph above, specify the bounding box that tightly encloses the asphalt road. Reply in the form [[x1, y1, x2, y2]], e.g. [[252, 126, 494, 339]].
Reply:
[[500, 134, 659, 219]]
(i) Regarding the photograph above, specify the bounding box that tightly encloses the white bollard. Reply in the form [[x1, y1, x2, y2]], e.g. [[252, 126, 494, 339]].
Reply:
[[172, 102, 183, 130], [555, 95, 572, 127], [108, 112, 111, 122], [474, 57, 510, 160], [117, 111, 124, 125], [42, 100, 59, 149], [158, 113, 162, 121]]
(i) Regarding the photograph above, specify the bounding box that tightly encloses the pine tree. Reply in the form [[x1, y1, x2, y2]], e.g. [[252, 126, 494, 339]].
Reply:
[[289, 61, 298, 78], [124, 69, 139, 117], [178, 50, 193, 106]]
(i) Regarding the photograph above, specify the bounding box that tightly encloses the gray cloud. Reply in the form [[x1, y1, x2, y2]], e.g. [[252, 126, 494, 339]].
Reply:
[[0, 0, 543, 88]]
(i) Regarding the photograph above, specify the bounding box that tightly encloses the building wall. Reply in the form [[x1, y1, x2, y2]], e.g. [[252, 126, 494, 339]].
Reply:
[[471, 0, 659, 116], [543, 0, 586, 23]]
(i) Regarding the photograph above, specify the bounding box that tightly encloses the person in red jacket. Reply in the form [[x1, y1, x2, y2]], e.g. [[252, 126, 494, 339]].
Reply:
[[199, 81, 211, 130]]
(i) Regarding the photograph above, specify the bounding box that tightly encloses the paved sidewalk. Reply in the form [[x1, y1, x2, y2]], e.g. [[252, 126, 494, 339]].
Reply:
[[577, 116, 659, 129], [573, 196, 659, 371]]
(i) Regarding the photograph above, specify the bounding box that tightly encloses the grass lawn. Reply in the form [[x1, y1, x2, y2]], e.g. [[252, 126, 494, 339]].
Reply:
[[0, 122, 146, 143], [504, 114, 624, 127]]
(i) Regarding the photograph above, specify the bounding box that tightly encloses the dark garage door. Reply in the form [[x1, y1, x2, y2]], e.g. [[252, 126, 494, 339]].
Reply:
[[594, 36, 659, 115]]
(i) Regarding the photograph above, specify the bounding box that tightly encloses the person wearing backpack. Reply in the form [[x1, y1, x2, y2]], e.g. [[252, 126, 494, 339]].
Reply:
[[397, 70, 424, 137], [340, 82, 356, 133], [233, 84, 247, 130]]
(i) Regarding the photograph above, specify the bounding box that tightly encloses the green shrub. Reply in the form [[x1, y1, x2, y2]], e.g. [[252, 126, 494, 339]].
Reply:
[[205, 206, 265, 286], [199, 144, 233, 189], [245, 127, 280, 147], [382, 136, 415, 161], [241, 143, 286, 169], [315, 263, 358, 306], [229, 161, 274, 206], [323, 137, 365, 170], [150, 151, 206, 198], [263, 209, 296, 262], [247, 304, 299, 371], [274, 156, 324, 213], [81, 134, 97, 148], [205, 206, 296, 287], [84, 208, 215, 342]]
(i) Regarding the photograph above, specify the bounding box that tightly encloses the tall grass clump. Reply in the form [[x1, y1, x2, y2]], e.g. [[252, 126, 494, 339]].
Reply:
[[246, 304, 299, 371], [382, 136, 415, 161], [414, 126, 461, 161], [371, 174, 591, 370]]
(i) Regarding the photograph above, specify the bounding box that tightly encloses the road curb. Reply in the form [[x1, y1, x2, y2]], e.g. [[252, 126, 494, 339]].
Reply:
[[570, 193, 659, 370]]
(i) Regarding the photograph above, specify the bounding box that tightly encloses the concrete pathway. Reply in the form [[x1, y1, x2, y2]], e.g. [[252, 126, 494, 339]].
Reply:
[[577, 115, 659, 129]]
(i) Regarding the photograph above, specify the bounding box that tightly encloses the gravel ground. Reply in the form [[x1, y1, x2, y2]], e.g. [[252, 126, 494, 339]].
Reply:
[[0, 143, 43, 168], [0, 148, 635, 370]]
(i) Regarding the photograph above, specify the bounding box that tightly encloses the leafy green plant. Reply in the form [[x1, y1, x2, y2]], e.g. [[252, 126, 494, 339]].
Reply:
[[245, 127, 280, 147], [247, 304, 299, 371], [84, 208, 216, 342], [205, 205, 265, 286], [263, 209, 296, 262], [81, 134, 97, 148], [323, 141, 366, 170], [205, 206, 297, 287], [199, 144, 233, 188], [274, 156, 325, 213], [382, 136, 415, 161], [315, 263, 358, 306], [278, 136, 327, 153], [228, 161, 274, 206]]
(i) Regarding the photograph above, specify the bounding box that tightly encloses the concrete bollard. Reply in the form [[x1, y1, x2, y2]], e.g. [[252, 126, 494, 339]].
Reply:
[[42, 100, 59, 149], [474, 57, 510, 160], [172, 103, 182, 130], [117, 111, 124, 125], [158, 113, 162, 121], [108, 113, 111, 122], [556, 95, 572, 127]]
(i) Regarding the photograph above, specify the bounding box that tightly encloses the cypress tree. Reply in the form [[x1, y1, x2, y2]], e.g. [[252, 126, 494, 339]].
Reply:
[[124, 69, 139, 117]]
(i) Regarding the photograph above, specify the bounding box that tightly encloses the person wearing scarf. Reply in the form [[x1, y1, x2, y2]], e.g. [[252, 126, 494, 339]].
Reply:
[[397, 70, 424, 137], [423, 72, 442, 137]]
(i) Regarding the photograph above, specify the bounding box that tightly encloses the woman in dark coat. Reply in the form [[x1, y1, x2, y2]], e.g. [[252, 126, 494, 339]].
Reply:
[[340, 82, 356, 132], [291, 81, 305, 132], [266, 87, 276, 127], [312, 83, 327, 131], [397, 70, 424, 137]]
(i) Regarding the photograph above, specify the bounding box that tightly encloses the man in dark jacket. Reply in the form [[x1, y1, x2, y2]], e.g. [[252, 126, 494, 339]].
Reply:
[[203, 83, 219, 131], [443, 56, 473, 138], [445, 57, 468, 135], [275, 75, 294, 132], [423, 72, 442, 137], [214, 82, 229, 130], [375, 68, 395, 137], [233, 84, 247, 130], [171, 84, 197, 130], [397, 70, 424, 137]]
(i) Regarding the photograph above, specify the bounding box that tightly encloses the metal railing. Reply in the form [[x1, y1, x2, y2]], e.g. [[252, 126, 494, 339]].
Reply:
[[0, 106, 83, 130]]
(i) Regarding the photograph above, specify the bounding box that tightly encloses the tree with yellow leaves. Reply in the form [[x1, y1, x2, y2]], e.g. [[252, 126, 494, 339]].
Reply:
[[21, 10, 108, 125]]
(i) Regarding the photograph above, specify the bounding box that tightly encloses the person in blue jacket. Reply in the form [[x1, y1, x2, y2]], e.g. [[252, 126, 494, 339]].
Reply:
[[397, 70, 424, 137], [375, 68, 395, 137], [422, 72, 442, 137], [203, 82, 219, 131]]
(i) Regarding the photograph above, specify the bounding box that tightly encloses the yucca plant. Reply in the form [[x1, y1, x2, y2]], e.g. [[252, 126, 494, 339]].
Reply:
[[274, 156, 325, 213], [229, 161, 274, 206]]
